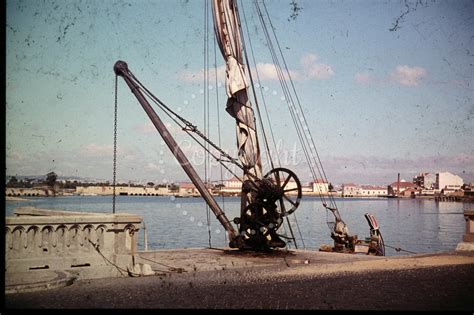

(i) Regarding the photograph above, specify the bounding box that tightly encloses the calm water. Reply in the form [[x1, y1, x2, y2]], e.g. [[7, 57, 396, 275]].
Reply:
[[5, 196, 470, 256]]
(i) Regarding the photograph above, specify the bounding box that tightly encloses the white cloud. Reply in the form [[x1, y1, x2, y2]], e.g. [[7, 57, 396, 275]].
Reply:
[[255, 63, 279, 80], [390, 65, 427, 86], [178, 53, 334, 84], [355, 65, 427, 87], [255, 63, 301, 81], [300, 53, 334, 79]]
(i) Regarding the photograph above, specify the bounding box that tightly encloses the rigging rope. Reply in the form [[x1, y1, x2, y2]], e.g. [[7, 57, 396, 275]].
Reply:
[[248, 0, 313, 248], [256, 0, 342, 233], [214, 22, 227, 243], [127, 66, 274, 200], [240, 1, 281, 169], [384, 243, 417, 254], [129, 70, 243, 172], [204, 0, 212, 248], [239, 0, 302, 248], [116, 2, 312, 248], [112, 75, 118, 214], [262, 0, 338, 209]]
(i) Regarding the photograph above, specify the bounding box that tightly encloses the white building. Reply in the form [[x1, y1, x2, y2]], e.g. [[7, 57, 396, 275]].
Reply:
[[179, 182, 199, 196], [75, 185, 170, 196], [302, 185, 313, 193], [312, 179, 329, 195], [221, 177, 242, 194], [221, 176, 300, 195], [342, 184, 387, 197], [360, 185, 388, 197], [342, 183, 360, 197], [436, 172, 464, 191]]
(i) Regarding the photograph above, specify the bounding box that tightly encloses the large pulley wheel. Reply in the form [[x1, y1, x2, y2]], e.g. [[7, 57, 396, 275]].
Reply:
[[263, 167, 302, 216], [235, 167, 302, 249]]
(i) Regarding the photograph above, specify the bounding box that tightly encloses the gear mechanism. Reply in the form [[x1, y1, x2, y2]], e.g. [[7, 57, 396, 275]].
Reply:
[[233, 168, 302, 250]]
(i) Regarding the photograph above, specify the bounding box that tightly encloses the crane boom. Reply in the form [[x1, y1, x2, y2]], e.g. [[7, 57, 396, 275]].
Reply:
[[114, 60, 241, 248]]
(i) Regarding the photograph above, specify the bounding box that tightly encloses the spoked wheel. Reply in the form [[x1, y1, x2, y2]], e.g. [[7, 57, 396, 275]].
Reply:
[[263, 167, 302, 216]]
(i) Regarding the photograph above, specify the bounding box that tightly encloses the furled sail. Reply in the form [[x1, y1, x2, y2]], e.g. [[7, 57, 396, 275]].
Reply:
[[211, 0, 262, 180]]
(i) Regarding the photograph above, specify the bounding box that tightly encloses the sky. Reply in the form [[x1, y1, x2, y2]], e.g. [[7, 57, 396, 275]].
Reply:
[[5, 0, 474, 186]]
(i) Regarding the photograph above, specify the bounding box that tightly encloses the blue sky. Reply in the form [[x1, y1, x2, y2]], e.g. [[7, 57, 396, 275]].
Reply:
[[6, 0, 474, 185]]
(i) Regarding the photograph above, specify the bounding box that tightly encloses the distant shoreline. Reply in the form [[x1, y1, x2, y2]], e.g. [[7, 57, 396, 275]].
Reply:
[[5, 196, 29, 201], [5, 193, 473, 202]]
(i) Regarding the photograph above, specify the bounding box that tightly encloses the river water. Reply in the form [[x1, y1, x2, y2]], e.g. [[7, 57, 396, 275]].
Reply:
[[5, 195, 470, 256]]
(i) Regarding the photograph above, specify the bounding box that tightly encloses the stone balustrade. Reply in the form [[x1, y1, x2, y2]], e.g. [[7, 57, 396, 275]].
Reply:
[[462, 210, 474, 242], [456, 209, 474, 251], [5, 207, 142, 279]]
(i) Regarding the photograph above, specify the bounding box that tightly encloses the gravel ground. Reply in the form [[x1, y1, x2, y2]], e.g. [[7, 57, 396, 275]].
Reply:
[[5, 261, 474, 310]]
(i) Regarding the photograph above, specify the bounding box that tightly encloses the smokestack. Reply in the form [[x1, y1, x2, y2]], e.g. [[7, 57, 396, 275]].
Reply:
[[397, 173, 400, 196]]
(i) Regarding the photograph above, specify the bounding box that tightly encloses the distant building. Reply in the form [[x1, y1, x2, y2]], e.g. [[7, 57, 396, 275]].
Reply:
[[75, 185, 170, 196], [179, 182, 198, 196], [220, 176, 300, 195], [280, 177, 298, 191], [435, 172, 464, 191], [342, 183, 387, 197], [312, 179, 329, 195], [301, 185, 313, 193], [463, 183, 474, 197], [399, 187, 420, 197], [413, 172, 436, 189], [421, 189, 435, 196], [360, 185, 388, 196], [387, 180, 417, 196], [341, 183, 360, 197], [221, 177, 242, 195]]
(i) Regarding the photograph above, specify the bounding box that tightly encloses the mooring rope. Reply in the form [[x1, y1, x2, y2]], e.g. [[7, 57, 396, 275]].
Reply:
[[384, 243, 418, 254], [89, 240, 137, 277]]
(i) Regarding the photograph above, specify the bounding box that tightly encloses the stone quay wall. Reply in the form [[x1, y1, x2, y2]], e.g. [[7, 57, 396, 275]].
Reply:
[[6, 187, 52, 197], [5, 207, 142, 280], [75, 185, 172, 196]]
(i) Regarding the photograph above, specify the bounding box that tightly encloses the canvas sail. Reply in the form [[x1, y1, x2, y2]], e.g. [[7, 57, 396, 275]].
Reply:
[[211, 0, 262, 181]]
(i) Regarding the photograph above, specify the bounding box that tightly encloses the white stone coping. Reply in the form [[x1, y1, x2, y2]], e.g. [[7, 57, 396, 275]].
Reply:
[[14, 207, 103, 216], [456, 242, 474, 252], [6, 215, 142, 226], [7, 207, 142, 226]]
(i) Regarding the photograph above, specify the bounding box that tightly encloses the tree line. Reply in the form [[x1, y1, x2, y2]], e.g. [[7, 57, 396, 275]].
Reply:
[[6, 172, 179, 191]]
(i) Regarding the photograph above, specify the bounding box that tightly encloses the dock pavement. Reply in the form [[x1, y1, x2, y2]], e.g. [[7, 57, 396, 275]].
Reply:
[[5, 248, 474, 310]]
